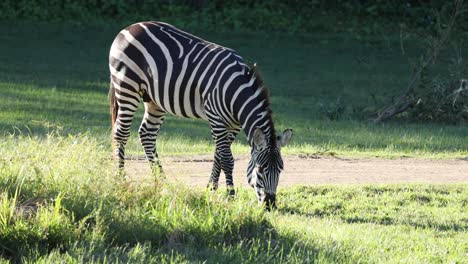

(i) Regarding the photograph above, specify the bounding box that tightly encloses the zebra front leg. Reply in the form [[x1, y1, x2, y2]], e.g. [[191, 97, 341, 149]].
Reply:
[[139, 101, 165, 179], [207, 117, 226, 191], [209, 129, 236, 196], [223, 130, 239, 196], [208, 154, 222, 191], [219, 146, 236, 197]]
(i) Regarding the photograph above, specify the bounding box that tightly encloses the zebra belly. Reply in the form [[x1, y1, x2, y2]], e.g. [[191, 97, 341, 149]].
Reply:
[[142, 80, 208, 121]]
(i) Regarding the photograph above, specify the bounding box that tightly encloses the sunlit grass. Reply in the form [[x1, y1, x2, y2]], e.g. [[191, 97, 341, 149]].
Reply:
[[1, 80, 466, 159], [0, 136, 466, 262], [0, 23, 467, 159]]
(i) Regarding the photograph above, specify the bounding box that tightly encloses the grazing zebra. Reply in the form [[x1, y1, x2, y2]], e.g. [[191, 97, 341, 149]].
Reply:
[[109, 22, 292, 209]]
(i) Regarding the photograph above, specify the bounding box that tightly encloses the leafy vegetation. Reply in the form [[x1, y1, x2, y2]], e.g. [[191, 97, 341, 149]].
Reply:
[[1, 0, 464, 33], [0, 136, 466, 262], [372, 0, 468, 124]]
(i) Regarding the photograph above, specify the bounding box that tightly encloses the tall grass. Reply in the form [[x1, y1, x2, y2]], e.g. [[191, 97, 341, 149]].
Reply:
[[0, 135, 272, 262], [0, 135, 466, 262]]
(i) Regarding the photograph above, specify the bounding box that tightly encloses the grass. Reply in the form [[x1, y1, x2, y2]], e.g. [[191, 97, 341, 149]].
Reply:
[[0, 22, 466, 158], [0, 135, 467, 263], [0, 21, 467, 263]]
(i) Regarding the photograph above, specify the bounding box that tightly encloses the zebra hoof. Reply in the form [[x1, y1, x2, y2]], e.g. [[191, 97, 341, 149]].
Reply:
[[207, 183, 218, 191], [227, 188, 236, 198], [116, 168, 127, 180], [151, 166, 165, 180]]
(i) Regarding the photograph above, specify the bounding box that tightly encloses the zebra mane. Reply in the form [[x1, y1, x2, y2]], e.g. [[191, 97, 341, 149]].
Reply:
[[249, 64, 277, 147]]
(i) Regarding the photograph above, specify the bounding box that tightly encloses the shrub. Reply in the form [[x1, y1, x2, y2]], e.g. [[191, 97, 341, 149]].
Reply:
[[0, 0, 458, 33]]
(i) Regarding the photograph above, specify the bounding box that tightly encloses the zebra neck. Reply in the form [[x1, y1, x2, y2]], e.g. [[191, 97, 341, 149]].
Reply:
[[242, 109, 276, 147], [230, 66, 275, 146]]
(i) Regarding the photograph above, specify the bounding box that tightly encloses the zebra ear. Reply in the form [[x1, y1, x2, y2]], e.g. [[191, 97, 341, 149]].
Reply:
[[253, 128, 267, 151], [278, 129, 293, 147]]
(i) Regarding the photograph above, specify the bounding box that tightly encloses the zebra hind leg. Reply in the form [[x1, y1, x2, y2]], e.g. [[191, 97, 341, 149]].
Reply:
[[113, 94, 140, 180], [139, 101, 165, 179]]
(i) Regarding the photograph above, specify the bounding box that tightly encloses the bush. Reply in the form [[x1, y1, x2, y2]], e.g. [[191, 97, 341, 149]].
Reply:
[[408, 75, 468, 124], [0, 0, 459, 32], [318, 98, 346, 120]]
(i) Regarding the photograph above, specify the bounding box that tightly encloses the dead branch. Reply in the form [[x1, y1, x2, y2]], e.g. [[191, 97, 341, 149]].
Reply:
[[372, 0, 465, 123]]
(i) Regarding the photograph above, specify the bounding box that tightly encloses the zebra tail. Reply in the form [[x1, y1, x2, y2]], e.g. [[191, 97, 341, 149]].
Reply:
[[109, 80, 118, 143]]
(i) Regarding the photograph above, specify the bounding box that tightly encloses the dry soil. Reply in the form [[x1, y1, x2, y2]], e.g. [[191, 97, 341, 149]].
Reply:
[[125, 155, 468, 188]]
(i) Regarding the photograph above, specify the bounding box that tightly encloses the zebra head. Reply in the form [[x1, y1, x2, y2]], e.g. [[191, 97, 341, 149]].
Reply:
[[248, 128, 293, 210]]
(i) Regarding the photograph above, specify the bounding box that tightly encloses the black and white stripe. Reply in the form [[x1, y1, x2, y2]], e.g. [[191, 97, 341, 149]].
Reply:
[[109, 21, 292, 207]]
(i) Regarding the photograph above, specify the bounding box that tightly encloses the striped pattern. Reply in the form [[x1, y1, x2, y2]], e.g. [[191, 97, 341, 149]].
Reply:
[[109, 21, 291, 204]]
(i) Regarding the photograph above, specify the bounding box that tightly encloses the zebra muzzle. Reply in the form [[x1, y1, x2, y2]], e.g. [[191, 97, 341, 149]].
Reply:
[[263, 193, 276, 211]]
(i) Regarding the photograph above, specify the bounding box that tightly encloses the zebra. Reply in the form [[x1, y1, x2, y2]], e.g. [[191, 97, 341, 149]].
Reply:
[[109, 21, 292, 209]]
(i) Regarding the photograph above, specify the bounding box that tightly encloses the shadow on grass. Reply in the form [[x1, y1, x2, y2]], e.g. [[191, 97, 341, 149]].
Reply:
[[0, 200, 348, 263], [1, 22, 467, 156], [105, 212, 344, 263], [279, 205, 466, 232], [277, 185, 467, 232]]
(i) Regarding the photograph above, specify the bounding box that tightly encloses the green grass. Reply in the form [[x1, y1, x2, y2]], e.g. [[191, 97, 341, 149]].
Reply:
[[0, 22, 467, 158], [1, 22, 466, 261], [0, 135, 466, 263]]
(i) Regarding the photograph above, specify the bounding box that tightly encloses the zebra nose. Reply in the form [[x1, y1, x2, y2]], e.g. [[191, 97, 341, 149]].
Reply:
[[264, 193, 276, 211]]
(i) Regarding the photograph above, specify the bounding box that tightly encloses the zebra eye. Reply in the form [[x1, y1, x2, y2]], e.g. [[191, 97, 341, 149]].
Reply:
[[257, 166, 264, 174]]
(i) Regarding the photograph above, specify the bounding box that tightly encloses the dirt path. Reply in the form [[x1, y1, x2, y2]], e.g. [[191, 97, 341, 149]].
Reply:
[[125, 155, 468, 187]]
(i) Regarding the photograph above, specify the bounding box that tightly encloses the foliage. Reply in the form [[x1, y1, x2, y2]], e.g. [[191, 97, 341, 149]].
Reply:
[[318, 98, 346, 121], [409, 71, 468, 123], [372, 0, 468, 123], [0, 0, 463, 33]]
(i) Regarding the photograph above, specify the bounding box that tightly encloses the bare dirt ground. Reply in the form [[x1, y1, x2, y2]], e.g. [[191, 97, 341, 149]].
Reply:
[[125, 155, 468, 187]]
